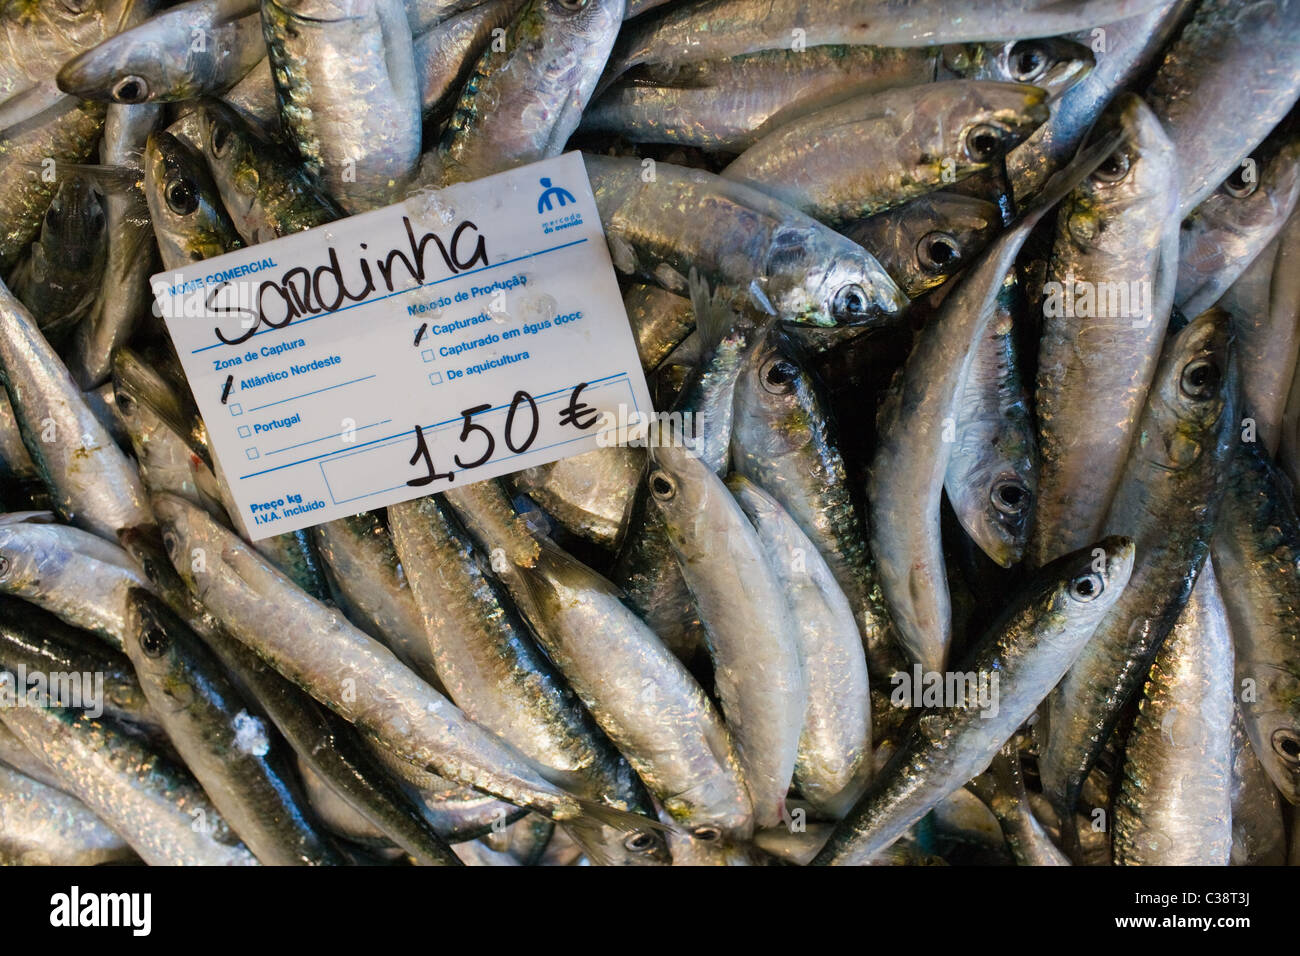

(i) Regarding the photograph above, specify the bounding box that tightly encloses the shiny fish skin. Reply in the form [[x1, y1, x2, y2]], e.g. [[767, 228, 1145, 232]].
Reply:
[[603, 0, 1163, 78], [648, 440, 803, 828], [1229, 706, 1288, 865], [586, 153, 906, 327], [584, 40, 1088, 154], [512, 446, 644, 550], [0, 761, 135, 865], [0, 278, 150, 541], [191, 610, 461, 865], [843, 191, 1001, 299], [1039, 307, 1236, 844], [729, 326, 897, 678], [622, 282, 693, 371], [66, 102, 161, 389], [388, 495, 669, 865], [966, 746, 1069, 866], [1029, 94, 1178, 569], [723, 81, 1048, 226], [1177, 134, 1300, 319], [1227, 210, 1300, 456], [196, 99, 343, 243], [431, 0, 624, 186], [493, 532, 753, 843], [123, 588, 347, 865], [0, 0, 152, 129], [0, 594, 159, 736], [56, 0, 263, 104], [0, 701, 259, 865], [1007, 1, 1187, 202], [143, 130, 245, 271], [10, 175, 105, 347], [1211, 439, 1300, 804], [944, 270, 1037, 568], [0, 515, 154, 649], [1112, 561, 1233, 865], [868, 132, 1120, 673], [813, 537, 1135, 866], [311, 511, 444, 688], [262, 0, 421, 211], [152, 492, 600, 822], [1145, 0, 1300, 220], [0, 96, 105, 273], [414, 0, 521, 122], [729, 476, 871, 818]]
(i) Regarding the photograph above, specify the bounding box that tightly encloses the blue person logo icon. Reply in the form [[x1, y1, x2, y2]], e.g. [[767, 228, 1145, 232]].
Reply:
[[537, 177, 576, 214]]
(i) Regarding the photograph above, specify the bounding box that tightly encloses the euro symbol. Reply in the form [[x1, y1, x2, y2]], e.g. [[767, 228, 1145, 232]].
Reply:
[[558, 382, 599, 430]]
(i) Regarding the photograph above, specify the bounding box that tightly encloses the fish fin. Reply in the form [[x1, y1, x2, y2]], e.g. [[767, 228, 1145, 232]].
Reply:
[[574, 798, 673, 834], [0, 511, 57, 525], [688, 267, 732, 353]]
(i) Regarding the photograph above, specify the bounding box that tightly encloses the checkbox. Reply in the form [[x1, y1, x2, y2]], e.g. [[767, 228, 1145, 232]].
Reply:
[[428, 371, 443, 385], [421, 349, 435, 363], [237, 425, 251, 438], [229, 403, 243, 416], [245, 447, 260, 460]]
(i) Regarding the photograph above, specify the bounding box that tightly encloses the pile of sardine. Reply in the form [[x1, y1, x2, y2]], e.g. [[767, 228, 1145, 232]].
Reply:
[[0, 0, 1296, 867]]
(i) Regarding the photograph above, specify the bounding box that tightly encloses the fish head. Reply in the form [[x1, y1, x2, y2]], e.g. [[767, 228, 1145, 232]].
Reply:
[[733, 327, 819, 460], [195, 100, 267, 238], [850, 193, 1001, 298], [1145, 306, 1236, 471], [1062, 93, 1177, 246], [0, 517, 61, 592], [774, 227, 907, 327], [951, 38, 1094, 99], [38, 174, 105, 271], [55, 26, 158, 104], [1250, 682, 1300, 804], [122, 587, 199, 710], [150, 492, 221, 593], [1040, 534, 1135, 631], [144, 130, 241, 269], [939, 81, 1049, 174], [1206, 136, 1300, 234], [645, 440, 711, 528]]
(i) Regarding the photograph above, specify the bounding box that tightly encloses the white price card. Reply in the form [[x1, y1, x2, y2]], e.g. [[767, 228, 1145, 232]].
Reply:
[[152, 152, 655, 540]]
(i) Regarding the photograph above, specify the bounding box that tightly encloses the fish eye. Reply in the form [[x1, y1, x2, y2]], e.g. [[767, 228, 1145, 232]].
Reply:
[[165, 177, 200, 216], [991, 479, 1030, 516], [1222, 162, 1258, 199], [1007, 41, 1048, 82], [691, 825, 722, 842], [111, 75, 149, 104], [964, 124, 1004, 163], [1272, 729, 1300, 766], [1090, 150, 1131, 184], [917, 231, 960, 271], [210, 120, 233, 159], [115, 391, 136, 417], [59, 0, 93, 12], [1069, 572, 1104, 602], [161, 530, 180, 561], [761, 357, 798, 394], [555, 0, 589, 9], [648, 470, 676, 501], [1179, 358, 1220, 400], [139, 625, 170, 659], [832, 283, 870, 321], [623, 831, 656, 852], [44, 203, 63, 230]]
